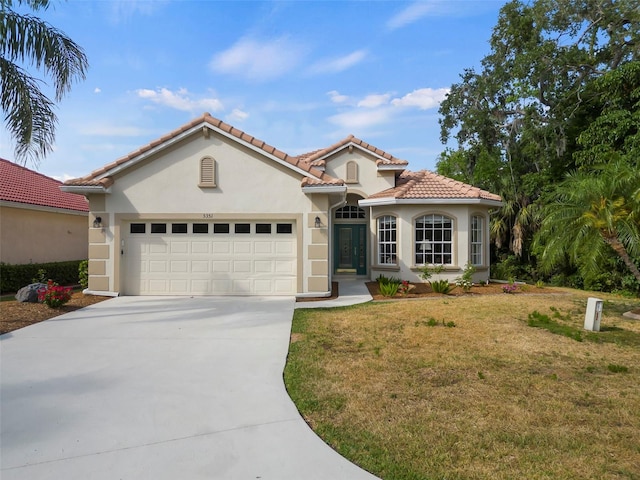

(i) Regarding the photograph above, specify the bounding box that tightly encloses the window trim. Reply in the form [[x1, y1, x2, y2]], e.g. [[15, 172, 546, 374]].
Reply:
[[413, 213, 454, 266], [470, 214, 484, 266], [376, 215, 397, 266]]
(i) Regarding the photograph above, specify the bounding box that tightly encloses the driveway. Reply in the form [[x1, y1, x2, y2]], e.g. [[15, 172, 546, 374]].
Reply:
[[1, 296, 378, 480]]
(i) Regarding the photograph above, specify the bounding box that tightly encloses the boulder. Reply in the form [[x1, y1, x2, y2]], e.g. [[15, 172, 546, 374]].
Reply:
[[15, 283, 47, 303]]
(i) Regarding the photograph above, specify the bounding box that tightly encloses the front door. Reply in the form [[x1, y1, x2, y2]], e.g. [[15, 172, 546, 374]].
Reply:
[[334, 224, 366, 275]]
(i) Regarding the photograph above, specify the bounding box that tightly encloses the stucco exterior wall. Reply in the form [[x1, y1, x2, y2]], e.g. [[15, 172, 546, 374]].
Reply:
[[366, 204, 493, 284], [89, 131, 331, 295], [0, 204, 88, 264], [321, 149, 396, 196]]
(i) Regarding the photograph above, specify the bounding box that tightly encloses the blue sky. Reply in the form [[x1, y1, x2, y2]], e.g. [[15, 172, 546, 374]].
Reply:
[[0, 0, 505, 181]]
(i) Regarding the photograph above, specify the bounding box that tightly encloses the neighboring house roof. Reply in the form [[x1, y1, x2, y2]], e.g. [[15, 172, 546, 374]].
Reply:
[[0, 158, 89, 212], [362, 170, 502, 204], [297, 134, 409, 169], [63, 113, 343, 189]]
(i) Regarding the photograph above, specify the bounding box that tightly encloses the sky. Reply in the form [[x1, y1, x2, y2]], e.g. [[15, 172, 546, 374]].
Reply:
[[0, 0, 506, 181]]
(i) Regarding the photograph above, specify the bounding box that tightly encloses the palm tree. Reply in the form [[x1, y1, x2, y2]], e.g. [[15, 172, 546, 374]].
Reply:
[[535, 160, 640, 285], [0, 0, 88, 165]]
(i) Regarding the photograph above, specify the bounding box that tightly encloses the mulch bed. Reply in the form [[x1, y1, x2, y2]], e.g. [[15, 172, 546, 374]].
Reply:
[[366, 281, 560, 301], [0, 292, 110, 335]]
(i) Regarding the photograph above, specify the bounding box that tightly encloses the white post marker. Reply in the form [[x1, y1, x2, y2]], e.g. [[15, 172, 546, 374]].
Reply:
[[584, 297, 603, 332]]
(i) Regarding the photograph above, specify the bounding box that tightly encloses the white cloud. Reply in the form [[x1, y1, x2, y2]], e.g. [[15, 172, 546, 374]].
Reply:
[[210, 36, 305, 81], [387, 2, 435, 30], [51, 173, 78, 182], [135, 87, 224, 112], [307, 50, 367, 74], [94, 87, 102, 94], [391, 88, 449, 110], [357, 93, 391, 108], [328, 108, 393, 130], [327, 90, 349, 104], [226, 109, 249, 123]]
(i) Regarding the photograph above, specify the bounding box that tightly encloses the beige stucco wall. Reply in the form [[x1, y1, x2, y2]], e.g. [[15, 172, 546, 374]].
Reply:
[[321, 149, 396, 196], [0, 204, 88, 264], [366, 204, 493, 284], [90, 131, 333, 295]]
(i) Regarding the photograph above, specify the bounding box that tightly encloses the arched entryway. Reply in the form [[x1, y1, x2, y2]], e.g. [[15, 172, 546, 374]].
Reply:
[[333, 194, 367, 275]]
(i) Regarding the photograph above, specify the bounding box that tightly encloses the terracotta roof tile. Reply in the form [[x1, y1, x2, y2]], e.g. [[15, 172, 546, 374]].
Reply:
[[367, 170, 502, 202], [297, 135, 408, 167], [0, 158, 89, 212], [64, 113, 341, 187]]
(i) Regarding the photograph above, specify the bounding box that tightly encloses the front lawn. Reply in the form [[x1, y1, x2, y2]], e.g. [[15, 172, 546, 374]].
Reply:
[[284, 291, 640, 480]]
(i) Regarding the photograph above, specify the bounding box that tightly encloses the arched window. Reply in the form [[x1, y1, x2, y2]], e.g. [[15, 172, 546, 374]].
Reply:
[[199, 157, 216, 187], [377, 216, 397, 265], [415, 214, 453, 265], [346, 161, 358, 183], [335, 205, 365, 219], [470, 215, 484, 266]]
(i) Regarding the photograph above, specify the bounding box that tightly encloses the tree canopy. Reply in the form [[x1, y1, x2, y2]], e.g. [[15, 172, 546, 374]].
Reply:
[[0, 0, 88, 165], [437, 0, 640, 293]]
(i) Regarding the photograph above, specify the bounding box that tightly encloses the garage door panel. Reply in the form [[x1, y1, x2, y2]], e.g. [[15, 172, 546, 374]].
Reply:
[[125, 221, 297, 295]]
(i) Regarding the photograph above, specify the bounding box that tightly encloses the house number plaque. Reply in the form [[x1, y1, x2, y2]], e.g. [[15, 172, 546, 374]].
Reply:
[[202, 213, 214, 219]]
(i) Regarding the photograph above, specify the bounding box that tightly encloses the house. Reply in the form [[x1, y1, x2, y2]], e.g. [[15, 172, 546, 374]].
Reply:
[[62, 113, 501, 297], [0, 158, 89, 265]]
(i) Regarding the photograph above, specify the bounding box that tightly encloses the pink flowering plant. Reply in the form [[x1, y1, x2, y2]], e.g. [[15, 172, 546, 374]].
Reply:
[[38, 280, 73, 308], [502, 283, 518, 294]]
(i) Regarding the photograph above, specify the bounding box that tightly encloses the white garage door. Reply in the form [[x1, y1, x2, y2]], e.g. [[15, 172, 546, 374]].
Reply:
[[123, 221, 297, 295]]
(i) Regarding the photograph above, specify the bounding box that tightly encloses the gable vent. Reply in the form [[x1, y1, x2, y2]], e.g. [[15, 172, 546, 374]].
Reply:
[[199, 157, 216, 187], [346, 160, 358, 184]]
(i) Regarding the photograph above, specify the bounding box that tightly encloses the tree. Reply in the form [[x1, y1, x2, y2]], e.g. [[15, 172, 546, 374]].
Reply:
[[0, 0, 88, 165], [534, 161, 640, 286]]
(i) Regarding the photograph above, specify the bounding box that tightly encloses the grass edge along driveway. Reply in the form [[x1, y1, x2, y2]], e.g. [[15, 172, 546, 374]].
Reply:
[[284, 291, 640, 480]]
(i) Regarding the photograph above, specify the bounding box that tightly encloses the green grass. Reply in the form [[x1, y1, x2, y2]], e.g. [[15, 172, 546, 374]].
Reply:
[[284, 292, 640, 480]]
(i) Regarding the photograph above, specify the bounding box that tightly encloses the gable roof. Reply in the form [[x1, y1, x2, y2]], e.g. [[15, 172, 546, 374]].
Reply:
[[0, 158, 89, 212], [64, 113, 343, 189], [297, 134, 409, 169], [360, 170, 502, 206]]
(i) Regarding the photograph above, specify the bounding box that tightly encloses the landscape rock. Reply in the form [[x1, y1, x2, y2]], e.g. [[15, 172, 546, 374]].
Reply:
[[15, 283, 47, 303]]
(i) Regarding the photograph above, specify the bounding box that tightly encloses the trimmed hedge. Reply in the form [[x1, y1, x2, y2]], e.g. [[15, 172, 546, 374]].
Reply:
[[0, 260, 85, 294]]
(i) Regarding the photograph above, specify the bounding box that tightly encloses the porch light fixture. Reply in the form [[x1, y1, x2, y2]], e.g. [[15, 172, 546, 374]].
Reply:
[[315, 216, 322, 228], [93, 216, 102, 228]]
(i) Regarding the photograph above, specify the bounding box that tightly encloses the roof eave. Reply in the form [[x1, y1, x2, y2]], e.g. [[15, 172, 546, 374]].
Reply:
[[377, 164, 407, 171], [302, 185, 348, 194], [359, 197, 503, 207], [60, 185, 111, 195]]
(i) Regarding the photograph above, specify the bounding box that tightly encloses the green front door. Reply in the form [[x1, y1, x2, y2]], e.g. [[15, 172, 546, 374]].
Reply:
[[334, 224, 367, 275]]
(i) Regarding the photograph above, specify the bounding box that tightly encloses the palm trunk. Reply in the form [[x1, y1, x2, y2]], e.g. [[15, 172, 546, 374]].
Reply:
[[605, 236, 640, 284]]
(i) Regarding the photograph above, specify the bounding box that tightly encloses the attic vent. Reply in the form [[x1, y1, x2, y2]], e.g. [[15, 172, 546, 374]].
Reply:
[[345, 161, 358, 184], [199, 157, 216, 187]]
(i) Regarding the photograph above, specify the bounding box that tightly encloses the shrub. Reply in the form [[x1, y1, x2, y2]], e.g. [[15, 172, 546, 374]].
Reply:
[[379, 282, 400, 297], [420, 264, 445, 282], [430, 279, 452, 294], [38, 280, 73, 308], [78, 260, 89, 289], [502, 283, 518, 294], [455, 262, 476, 292], [0, 260, 84, 294]]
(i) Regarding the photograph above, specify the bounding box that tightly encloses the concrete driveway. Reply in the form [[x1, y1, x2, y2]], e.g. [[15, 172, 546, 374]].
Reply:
[[1, 296, 378, 480]]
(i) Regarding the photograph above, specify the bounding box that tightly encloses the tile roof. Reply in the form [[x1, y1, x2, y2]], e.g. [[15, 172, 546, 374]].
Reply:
[[64, 113, 342, 187], [297, 135, 409, 167], [366, 170, 502, 202], [0, 158, 89, 212]]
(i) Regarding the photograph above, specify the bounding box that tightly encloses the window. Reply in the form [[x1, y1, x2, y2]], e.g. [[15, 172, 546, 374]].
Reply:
[[377, 216, 397, 265], [256, 223, 272, 234], [335, 205, 365, 219], [213, 223, 229, 234], [235, 223, 250, 234], [151, 223, 167, 234], [346, 161, 358, 183], [193, 223, 209, 234], [199, 157, 216, 187], [415, 214, 453, 265], [171, 223, 188, 234], [470, 215, 484, 266], [130, 223, 145, 234], [276, 223, 293, 234]]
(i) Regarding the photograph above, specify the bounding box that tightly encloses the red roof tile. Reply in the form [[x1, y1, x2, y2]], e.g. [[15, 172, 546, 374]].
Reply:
[[64, 113, 342, 187], [298, 135, 409, 167], [367, 170, 502, 202], [0, 158, 89, 212]]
